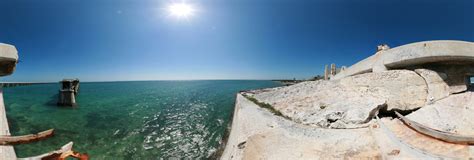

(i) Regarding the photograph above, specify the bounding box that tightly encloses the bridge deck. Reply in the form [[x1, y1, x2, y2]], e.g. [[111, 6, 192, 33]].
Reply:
[[0, 82, 51, 88]]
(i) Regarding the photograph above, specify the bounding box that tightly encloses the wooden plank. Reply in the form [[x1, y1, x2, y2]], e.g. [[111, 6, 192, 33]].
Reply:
[[18, 142, 73, 160], [396, 111, 474, 144], [0, 129, 54, 145], [18, 142, 89, 160]]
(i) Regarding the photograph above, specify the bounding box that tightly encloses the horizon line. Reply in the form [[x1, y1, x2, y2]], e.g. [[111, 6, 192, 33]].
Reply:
[[0, 78, 306, 83]]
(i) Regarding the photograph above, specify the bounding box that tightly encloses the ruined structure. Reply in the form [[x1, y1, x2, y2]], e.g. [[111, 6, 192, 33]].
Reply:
[[58, 79, 80, 107], [0, 43, 88, 159], [221, 40, 474, 159], [323, 63, 346, 80]]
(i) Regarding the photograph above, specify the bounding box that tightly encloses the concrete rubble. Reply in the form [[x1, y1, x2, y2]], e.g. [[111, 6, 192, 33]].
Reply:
[[220, 40, 474, 159], [252, 70, 428, 129]]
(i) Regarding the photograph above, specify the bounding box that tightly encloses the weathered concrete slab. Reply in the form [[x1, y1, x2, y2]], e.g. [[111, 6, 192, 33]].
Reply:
[[252, 70, 427, 128], [414, 68, 450, 103], [339, 70, 427, 111], [221, 95, 382, 159], [0, 43, 18, 61], [252, 80, 385, 128], [221, 94, 473, 159], [407, 92, 474, 135], [0, 43, 18, 76], [241, 130, 380, 159], [380, 118, 471, 159]]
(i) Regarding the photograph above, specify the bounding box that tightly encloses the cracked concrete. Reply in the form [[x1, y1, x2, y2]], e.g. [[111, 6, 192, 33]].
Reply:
[[252, 70, 427, 128]]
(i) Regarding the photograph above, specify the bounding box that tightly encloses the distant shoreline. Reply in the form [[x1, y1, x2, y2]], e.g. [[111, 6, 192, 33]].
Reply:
[[271, 79, 305, 86]]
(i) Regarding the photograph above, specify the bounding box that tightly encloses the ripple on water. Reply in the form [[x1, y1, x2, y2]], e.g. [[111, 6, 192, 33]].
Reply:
[[138, 101, 214, 158]]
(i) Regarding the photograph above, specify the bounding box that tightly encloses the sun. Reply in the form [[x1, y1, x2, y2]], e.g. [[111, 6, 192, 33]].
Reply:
[[167, 3, 195, 19]]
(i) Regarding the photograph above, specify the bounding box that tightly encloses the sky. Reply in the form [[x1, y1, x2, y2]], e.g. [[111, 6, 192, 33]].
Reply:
[[0, 0, 473, 82]]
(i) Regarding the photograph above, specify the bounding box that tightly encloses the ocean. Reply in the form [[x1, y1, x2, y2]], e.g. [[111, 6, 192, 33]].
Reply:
[[2, 80, 282, 159]]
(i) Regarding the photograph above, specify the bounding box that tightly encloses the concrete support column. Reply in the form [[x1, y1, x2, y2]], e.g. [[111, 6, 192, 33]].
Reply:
[[324, 65, 329, 80], [330, 63, 336, 76], [58, 91, 77, 107], [373, 44, 390, 72], [372, 50, 388, 72], [373, 60, 388, 72]]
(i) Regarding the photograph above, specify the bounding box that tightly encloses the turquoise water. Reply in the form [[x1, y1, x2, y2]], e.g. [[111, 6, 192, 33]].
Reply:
[[3, 80, 281, 159]]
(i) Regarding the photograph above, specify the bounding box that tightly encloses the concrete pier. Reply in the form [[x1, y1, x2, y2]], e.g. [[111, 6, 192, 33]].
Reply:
[[0, 89, 17, 160], [58, 79, 80, 107]]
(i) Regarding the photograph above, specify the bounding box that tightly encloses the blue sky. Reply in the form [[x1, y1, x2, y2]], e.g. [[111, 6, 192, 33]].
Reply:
[[0, 0, 473, 82]]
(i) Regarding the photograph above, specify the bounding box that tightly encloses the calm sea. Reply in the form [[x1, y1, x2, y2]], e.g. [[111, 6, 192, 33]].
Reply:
[[3, 80, 281, 159]]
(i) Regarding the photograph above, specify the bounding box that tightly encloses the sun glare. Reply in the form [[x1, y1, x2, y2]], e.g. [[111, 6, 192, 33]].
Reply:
[[168, 3, 195, 19]]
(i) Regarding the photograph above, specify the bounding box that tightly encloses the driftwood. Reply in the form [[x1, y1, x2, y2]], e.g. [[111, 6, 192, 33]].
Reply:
[[395, 111, 474, 144], [0, 129, 54, 145], [18, 142, 89, 160]]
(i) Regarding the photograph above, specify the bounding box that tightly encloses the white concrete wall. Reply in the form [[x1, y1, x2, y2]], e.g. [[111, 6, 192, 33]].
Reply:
[[333, 40, 474, 80]]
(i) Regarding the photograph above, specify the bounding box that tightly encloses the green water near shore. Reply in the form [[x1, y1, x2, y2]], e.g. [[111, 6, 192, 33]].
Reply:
[[3, 80, 281, 159]]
